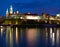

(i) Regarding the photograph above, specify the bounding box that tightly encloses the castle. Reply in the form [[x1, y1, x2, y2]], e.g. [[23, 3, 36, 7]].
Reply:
[[6, 5, 19, 18], [6, 5, 41, 20]]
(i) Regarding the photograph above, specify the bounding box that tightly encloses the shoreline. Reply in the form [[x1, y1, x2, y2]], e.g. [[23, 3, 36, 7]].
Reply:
[[0, 24, 60, 28]]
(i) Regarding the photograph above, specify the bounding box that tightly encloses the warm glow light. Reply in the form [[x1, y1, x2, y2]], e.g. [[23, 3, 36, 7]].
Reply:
[[9, 27, 13, 47], [0, 26, 4, 36], [50, 17, 54, 20], [26, 29, 37, 45], [16, 27, 18, 44], [10, 5, 13, 14], [20, 17, 23, 19], [6, 27, 13, 47], [26, 16, 40, 19], [16, 21, 18, 24]]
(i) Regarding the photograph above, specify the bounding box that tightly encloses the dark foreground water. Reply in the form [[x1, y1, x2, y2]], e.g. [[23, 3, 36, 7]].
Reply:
[[0, 26, 60, 47]]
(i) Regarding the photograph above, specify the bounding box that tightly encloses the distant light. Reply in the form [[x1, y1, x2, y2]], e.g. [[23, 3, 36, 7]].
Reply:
[[20, 17, 23, 19], [27, 12, 30, 14], [16, 11, 19, 14], [50, 17, 54, 20], [56, 14, 60, 17]]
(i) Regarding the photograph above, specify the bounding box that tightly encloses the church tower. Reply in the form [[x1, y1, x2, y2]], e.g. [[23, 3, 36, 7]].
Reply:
[[10, 5, 13, 14], [6, 8, 9, 18]]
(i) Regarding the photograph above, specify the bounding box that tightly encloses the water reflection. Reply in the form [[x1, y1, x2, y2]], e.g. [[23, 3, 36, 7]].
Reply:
[[16, 27, 18, 44], [10, 28, 13, 47], [50, 28, 55, 46], [52, 32, 55, 46], [1, 26, 3, 37], [6, 27, 13, 47], [50, 28, 52, 39], [0, 26, 5, 37], [0, 27, 60, 47], [56, 28, 60, 47], [26, 28, 37, 47]]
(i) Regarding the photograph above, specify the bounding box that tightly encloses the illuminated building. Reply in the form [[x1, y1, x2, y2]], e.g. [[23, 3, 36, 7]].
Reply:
[[5, 5, 60, 24], [56, 14, 60, 17], [5, 5, 42, 21], [42, 13, 47, 19], [6, 5, 13, 18], [56, 14, 60, 20], [56, 14, 60, 24], [25, 13, 41, 20], [10, 5, 13, 14]]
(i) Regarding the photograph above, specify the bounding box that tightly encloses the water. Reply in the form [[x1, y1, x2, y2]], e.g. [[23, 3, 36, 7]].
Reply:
[[0, 26, 60, 47]]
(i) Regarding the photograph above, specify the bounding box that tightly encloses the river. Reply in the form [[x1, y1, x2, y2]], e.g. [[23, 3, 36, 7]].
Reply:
[[0, 26, 60, 47]]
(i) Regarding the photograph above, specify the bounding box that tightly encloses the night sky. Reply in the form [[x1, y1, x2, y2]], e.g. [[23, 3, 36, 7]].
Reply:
[[0, 0, 60, 16]]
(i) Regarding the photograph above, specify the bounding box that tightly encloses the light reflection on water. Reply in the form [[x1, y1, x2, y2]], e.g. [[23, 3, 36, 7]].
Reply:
[[0, 26, 60, 47], [16, 27, 18, 44], [26, 28, 37, 47]]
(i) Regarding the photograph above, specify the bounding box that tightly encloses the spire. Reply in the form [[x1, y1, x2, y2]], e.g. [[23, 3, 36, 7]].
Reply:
[[6, 8, 9, 14], [6, 8, 9, 18], [10, 5, 13, 14]]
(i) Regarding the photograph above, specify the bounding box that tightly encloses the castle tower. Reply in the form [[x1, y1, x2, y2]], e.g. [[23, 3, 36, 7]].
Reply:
[[6, 8, 9, 18], [10, 5, 13, 14]]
